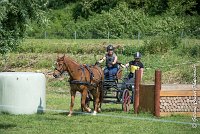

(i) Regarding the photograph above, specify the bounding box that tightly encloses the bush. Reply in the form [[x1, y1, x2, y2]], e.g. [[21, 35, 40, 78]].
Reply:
[[142, 34, 181, 54], [179, 43, 200, 58], [122, 45, 140, 56], [190, 44, 200, 57]]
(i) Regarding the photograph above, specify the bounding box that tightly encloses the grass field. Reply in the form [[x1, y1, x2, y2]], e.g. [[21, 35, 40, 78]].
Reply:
[[0, 39, 200, 133], [0, 39, 199, 84], [0, 80, 200, 134]]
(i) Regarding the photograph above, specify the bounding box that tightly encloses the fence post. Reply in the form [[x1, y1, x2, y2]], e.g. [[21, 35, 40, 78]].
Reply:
[[154, 70, 161, 117], [107, 31, 110, 42], [138, 31, 140, 46], [44, 31, 47, 39], [181, 30, 184, 38], [74, 31, 77, 40], [134, 69, 141, 114]]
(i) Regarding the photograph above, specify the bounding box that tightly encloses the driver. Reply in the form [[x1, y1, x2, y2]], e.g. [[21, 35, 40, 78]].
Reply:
[[97, 45, 118, 80]]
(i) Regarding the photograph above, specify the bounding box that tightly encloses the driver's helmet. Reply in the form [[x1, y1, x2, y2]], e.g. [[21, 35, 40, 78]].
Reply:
[[107, 45, 114, 51], [134, 52, 141, 59]]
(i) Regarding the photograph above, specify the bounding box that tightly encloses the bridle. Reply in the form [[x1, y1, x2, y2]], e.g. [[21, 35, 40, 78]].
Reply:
[[54, 60, 67, 76]]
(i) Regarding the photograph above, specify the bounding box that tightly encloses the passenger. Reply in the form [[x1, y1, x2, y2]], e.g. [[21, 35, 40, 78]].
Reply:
[[97, 45, 118, 80], [122, 52, 144, 83]]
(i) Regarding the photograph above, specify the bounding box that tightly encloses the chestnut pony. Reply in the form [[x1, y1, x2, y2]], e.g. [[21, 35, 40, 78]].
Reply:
[[53, 55, 103, 116]]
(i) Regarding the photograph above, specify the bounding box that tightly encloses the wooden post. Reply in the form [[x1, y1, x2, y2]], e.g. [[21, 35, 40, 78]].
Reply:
[[134, 70, 141, 114], [154, 70, 161, 117]]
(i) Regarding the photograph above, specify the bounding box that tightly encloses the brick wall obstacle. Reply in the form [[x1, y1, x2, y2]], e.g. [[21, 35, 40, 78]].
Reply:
[[160, 85, 200, 117], [134, 70, 200, 117]]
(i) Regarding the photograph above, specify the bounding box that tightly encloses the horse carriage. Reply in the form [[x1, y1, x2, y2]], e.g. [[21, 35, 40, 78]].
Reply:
[[85, 64, 135, 112], [53, 55, 135, 116]]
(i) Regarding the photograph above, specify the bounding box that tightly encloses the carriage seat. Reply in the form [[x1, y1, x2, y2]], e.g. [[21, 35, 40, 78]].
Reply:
[[116, 68, 122, 79], [104, 64, 122, 80]]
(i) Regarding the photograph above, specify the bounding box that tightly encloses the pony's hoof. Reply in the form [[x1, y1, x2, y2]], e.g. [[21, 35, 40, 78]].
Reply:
[[98, 108, 101, 113], [87, 108, 92, 113], [92, 111, 97, 116], [68, 114, 72, 117]]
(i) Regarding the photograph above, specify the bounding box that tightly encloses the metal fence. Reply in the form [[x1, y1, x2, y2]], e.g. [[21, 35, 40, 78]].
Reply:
[[27, 30, 200, 40]]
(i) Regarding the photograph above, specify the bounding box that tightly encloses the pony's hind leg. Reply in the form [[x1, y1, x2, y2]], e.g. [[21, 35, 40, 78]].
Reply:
[[98, 89, 103, 113], [68, 90, 76, 116], [81, 89, 91, 113], [98, 83, 103, 113], [93, 88, 100, 115]]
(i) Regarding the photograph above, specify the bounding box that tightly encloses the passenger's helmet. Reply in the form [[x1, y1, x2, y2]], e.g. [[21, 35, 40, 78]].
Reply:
[[107, 45, 114, 51], [134, 52, 141, 59]]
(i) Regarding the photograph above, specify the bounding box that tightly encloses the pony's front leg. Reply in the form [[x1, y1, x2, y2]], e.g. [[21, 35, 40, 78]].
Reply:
[[68, 90, 76, 116], [81, 89, 91, 113]]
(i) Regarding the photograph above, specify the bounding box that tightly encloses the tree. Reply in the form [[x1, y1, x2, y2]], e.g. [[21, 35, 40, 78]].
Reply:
[[0, 0, 47, 55], [167, 0, 197, 15], [73, 0, 118, 20], [48, 0, 77, 9]]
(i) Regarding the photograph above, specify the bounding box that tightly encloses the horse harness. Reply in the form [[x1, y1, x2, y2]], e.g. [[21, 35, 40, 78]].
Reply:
[[69, 64, 100, 87]]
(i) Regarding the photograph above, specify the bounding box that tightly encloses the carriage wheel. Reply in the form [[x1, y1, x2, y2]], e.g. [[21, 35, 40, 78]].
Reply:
[[122, 89, 131, 112]]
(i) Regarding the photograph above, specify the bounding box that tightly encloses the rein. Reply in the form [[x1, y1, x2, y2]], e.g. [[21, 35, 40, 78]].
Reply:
[[54, 62, 67, 75], [55, 67, 64, 74]]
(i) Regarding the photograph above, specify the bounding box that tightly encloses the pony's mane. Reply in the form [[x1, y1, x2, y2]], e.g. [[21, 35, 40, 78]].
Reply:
[[63, 55, 80, 65]]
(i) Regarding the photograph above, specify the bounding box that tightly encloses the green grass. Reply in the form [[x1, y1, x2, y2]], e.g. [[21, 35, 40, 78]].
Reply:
[[1, 39, 200, 84], [1, 114, 199, 134], [0, 82, 200, 134], [0, 37, 200, 133], [17, 39, 143, 54]]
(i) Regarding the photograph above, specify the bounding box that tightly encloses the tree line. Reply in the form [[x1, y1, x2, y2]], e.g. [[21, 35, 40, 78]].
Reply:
[[0, 0, 200, 55], [28, 0, 200, 39]]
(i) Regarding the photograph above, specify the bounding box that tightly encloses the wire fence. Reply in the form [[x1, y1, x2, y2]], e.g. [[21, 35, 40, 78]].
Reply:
[[27, 30, 200, 40]]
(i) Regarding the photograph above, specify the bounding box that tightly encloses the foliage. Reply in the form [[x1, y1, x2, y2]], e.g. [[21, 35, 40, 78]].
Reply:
[[0, 0, 47, 55], [142, 34, 181, 54], [27, 1, 200, 39], [47, 0, 76, 9], [73, 0, 199, 19], [167, 0, 198, 16], [73, 0, 118, 20], [122, 45, 140, 56], [178, 42, 200, 58], [2, 39, 199, 84]]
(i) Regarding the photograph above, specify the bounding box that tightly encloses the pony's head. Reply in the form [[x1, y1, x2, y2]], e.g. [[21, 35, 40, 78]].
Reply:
[[53, 54, 67, 78]]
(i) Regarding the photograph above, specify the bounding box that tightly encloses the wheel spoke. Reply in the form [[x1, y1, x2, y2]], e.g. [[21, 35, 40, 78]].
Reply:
[[122, 89, 131, 112]]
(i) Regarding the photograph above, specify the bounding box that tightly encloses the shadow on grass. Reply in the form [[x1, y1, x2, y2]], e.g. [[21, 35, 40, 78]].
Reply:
[[101, 108, 124, 112], [52, 107, 126, 117], [55, 112, 87, 116], [43, 116, 60, 121], [0, 123, 17, 130]]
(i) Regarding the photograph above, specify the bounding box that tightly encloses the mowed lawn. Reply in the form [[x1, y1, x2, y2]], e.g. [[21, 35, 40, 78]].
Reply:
[[0, 82, 200, 134]]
